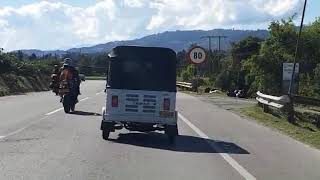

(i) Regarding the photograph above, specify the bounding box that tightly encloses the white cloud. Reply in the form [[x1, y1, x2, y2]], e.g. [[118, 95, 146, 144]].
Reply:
[[0, 0, 303, 51], [146, 0, 302, 31], [124, 0, 146, 8]]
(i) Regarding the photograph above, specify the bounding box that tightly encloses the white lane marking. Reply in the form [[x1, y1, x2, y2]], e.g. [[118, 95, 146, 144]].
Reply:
[[1, 96, 92, 140], [3, 116, 48, 139], [45, 108, 63, 116], [178, 113, 256, 180], [80, 97, 89, 101], [45, 97, 89, 116], [96, 90, 105, 95]]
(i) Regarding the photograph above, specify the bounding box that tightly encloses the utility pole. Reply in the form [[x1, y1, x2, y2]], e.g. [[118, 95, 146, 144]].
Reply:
[[201, 35, 227, 52], [201, 36, 213, 51], [201, 35, 227, 73], [287, 0, 308, 123], [288, 0, 307, 95]]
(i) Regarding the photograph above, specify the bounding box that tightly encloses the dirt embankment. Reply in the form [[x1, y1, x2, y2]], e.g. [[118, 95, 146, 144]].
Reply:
[[0, 73, 50, 96]]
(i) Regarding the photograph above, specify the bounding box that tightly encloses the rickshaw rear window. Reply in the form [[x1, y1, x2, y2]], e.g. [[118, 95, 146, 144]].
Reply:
[[108, 47, 176, 92]]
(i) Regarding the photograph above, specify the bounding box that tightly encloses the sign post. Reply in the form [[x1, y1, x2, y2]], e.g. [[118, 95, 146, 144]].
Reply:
[[283, 63, 299, 94], [187, 46, 207, 92]]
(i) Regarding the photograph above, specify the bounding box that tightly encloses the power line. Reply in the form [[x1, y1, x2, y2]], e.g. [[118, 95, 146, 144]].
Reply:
[[201, 35, 228, 74], [201, 35, 227, 51]]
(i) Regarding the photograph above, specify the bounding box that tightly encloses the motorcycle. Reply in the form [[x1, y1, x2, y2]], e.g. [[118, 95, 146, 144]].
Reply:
[[49, 74, 60, 96], [59, 81, 78, 113]]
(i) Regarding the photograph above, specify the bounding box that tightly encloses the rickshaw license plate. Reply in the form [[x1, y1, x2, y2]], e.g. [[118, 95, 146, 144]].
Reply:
[[159, 111, 174, 118]]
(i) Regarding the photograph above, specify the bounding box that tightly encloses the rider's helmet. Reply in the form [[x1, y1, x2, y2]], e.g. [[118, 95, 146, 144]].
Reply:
[[63, 58, 73, 67]]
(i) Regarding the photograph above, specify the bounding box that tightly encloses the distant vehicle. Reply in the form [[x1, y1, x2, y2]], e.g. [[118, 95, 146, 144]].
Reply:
[[101, 46, 178, 143], [79, 74, 85, 81]]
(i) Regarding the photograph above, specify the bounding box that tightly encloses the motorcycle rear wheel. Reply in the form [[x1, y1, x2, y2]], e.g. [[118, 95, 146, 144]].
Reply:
[[71, 104, 75, 112], [64, 105, 70, 113]]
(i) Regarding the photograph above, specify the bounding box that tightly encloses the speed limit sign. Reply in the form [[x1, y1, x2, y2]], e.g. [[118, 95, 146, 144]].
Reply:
[[187, 46, 207, 64]]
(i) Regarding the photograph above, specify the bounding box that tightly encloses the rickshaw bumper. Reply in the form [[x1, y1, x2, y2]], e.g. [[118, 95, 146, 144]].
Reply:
[[100, 107, 177, 131]]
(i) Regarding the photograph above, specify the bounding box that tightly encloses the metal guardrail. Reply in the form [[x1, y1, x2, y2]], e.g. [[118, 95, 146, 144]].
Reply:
[[256, 91, 291, 110], [176, 81, 193, 91], [256, 91, 320, 124], [293, 95, 320, 106]]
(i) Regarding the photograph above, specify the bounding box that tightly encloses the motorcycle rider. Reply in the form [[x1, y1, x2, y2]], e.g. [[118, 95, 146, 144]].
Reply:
[[49, 65, 60, 95], [59, 58, 81, 101]]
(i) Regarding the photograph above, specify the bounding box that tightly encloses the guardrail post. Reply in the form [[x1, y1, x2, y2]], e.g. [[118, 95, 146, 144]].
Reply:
[[316, 117, 320, 129], [263, 104, 269, 113], [287, 96, 295, 123]]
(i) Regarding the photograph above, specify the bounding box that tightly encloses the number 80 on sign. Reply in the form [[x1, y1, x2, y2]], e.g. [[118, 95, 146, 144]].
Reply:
[[187, 46, 207, 64]]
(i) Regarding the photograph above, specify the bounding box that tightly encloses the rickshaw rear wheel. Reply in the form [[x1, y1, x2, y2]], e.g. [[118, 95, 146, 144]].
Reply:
[[102, 129, 110, 140], [165, 125, 178, 144]]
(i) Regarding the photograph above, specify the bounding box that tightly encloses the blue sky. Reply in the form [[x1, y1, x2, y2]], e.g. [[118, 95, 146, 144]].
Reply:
[[0, 0, 318, 51], [304, 0, 320, 23]]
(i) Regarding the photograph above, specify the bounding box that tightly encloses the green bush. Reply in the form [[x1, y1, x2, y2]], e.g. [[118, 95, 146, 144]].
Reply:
[[181, 65, 195, 81], [314, 64, 320, 97]]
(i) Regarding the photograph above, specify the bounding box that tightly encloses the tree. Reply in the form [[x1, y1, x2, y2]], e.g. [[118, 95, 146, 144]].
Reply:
[[176, 50, 187, 76], [242, 18, 298, 95], [231, 36, 263, 67], [180, 65, 195, 81], [17, 51, 24, 61], [314, 64, 320, 97], [29, 53, 37, 61], [93, 53, 108, 75], [78, 55, 93, 76]]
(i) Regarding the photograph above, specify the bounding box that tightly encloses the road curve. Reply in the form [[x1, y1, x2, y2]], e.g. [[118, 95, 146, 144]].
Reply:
[[0, 80, 319, 180]]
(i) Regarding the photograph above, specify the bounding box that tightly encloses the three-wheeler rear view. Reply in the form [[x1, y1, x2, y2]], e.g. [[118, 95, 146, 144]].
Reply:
[[101, 46, 178, 143]]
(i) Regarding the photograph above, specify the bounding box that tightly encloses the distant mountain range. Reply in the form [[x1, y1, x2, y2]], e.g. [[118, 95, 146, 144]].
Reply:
[[17, 29, 268, 56]]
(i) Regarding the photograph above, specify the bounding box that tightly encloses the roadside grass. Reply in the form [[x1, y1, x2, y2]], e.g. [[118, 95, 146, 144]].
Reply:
[[238, 105, 320, 149], [86, 76, 106, 80]]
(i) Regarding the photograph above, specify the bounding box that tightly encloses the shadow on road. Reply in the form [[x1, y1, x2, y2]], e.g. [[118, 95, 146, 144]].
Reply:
[[71, 111, 102, 116], [110, 132, 249, 154]]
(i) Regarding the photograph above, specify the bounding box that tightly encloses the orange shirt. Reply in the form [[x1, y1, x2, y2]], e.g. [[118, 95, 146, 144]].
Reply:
[[60, 68, 74, 81]]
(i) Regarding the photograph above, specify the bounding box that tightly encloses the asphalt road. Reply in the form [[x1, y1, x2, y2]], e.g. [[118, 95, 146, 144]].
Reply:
[[1, 80, 320, 180]]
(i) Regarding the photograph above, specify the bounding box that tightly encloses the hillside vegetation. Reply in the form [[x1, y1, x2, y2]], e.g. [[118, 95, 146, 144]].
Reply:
[[19, 29, 268, 56], [0, 49, 109, 96], [0, 49, 59, 96], [178, 17, 320, 98]]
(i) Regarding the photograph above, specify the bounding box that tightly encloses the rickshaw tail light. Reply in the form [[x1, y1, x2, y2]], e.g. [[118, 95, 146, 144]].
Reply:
[[163, 98, 170, 111], [112, 96, 118, 107]]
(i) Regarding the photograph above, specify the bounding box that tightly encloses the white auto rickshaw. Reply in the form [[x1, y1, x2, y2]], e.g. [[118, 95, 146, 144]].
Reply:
[[101, 46, 178, 143]]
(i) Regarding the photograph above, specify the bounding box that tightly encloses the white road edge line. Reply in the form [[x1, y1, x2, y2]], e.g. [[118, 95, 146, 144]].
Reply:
[[0, 136, 5, 139], [178, 113, 256, 180]]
